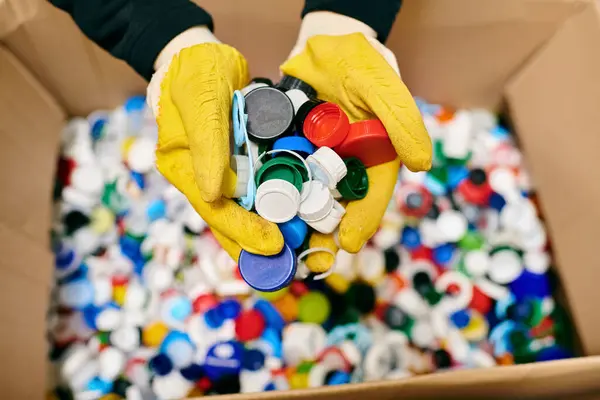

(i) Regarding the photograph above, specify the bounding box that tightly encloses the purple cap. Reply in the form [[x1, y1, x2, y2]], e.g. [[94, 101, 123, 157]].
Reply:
[[238, 243, 297, 292]]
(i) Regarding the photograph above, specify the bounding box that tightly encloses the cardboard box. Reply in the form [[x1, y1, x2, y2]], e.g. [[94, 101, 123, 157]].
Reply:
[[2, 0, 600, 398]]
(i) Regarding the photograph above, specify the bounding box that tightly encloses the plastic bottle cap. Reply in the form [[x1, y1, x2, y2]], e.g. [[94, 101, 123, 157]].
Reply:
[[152, 371, 192, 400], [277, 75, 317, 98], [489, 250, 523, 284], [93, 277, 113, 306], [69, 359, 99, 392], [306, 200, 345, 234], [306, 147, 347, 189], [143, 263, 174, 292], [436, 210, 468, 242], [363, 342, 394, 380], [72, 165, 104, 196], [277, 216, 308, 250], [282, 323, 327, 367], [273, 136, 315, 157], [393, 288, 430, 318], [254, 179, 301, 223], [245, 87, 294, 142], [489, 167, 517, 196], [298, 292, 331, 324], [337, 158, 369, 200], [463, 250, 490, 277], [303, 102, 350, 148], [443, 110, 473, 159], [435, 271, 473, 315], [299, 181, 334, 222], [98, 347, 126, 381], [230, 155, 250, 198], [124, 282, 148, 310], [357, 247, 385, 283], [411, 319, 436, 348], [95, 306, 122, 331], [255, 157, 305, 192], [524, 250, 550, 274], [110, 326, 140, 353], [162, 333, 195, 369], [127, 137, 156, 173], [285, 89, 310, 114], [239, 243, 297, 292], [235, 310, 266, 342], [334, 120, 396, 167], [240, 82, 269, 96], [61, 344, 93, 380]]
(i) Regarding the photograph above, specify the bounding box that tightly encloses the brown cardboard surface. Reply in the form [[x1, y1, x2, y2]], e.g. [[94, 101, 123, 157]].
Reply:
[[0, 0, 38, 38], [0, 45, 64, 245], [506, 0, 600, 356], [2, 0, 146, 116]]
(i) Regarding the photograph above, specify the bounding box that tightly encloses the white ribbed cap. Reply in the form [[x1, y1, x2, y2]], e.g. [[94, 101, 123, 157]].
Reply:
[[256, 179, 301, 223], [299, 180, 334, 222], [152, 371, 192, 400], [306, 200, 345, 234], [127, 136, 156, 173], [307, 147, 347, 189], [71, 164, 104, 196], [230, 154, 250, 198], [98, 347, 126, 381]]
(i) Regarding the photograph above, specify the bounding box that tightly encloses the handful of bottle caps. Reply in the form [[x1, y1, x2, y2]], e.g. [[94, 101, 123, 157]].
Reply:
[[232, 76, 397, 292]]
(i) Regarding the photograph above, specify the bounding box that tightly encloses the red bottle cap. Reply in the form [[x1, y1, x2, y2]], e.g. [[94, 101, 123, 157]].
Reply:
[[192, 294, 218, 314], [469, 286, 492, 314], [303, 103, 350, 148], [334, 120, 397, 167], [290, 280, 309, 297], [235, 309, 266, 342], [457, 180, 492, 206]]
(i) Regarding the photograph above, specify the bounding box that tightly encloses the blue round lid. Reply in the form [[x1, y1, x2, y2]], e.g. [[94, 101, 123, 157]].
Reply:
[[277, 216, 308, 250], [488, 192, 506, 211], [327, 371, 351, 385], [238, 243, 297, 292], [218, 299, 242, 320], [446, 166, 469, 189], [273, 136, 315, 157], [82, 305, 100, 330], [146, 198, 166, 222], [149, 353, 173, 376], [124, 95, 147, 113], [401, 226, 421, 250], [242, 348, 266, 371], [254, 299, 285, 332], [450, 309, 470, 329], [535, 345, 573, 362], [204, 341, 244, 381], [204, 307, 226, 329], [180, 363, 204, 382], [160, 331, 193, 354], [432, 243, 455, 265], [510, 269, 550, 301], [86, 377, 113, 395], [261, 328, 283, 358]]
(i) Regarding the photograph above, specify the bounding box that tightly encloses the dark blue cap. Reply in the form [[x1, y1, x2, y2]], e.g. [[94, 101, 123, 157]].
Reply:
[[55, 245, 76, 270], [432, 243, 455, 265], [238, 243, 297, 292], [82, 305, 100, 330], [510, 270, 550, 301], [149, 353, 173, 376], [489, 192, 506, 211], [242, 348, 266, 371], [204, 341, 243, 381], [130, 171, 145, 190], [204, 307, 226, 329], [535, 345, 573, 362], [218, 299, 242, 320], [273, 136, 315, 158], [401, 226, 421, 250], [254, 299, 285, 332], [450, 309, 470, 329], [277, 217, 308, 250], [180, 363, 205, 382]]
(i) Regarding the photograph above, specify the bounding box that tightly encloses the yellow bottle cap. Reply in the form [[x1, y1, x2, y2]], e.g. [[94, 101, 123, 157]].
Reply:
[[143, 321, 170, 348]]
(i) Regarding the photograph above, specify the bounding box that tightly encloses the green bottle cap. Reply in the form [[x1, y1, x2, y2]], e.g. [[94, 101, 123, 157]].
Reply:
[[298, 291, 331, 325], [255, 156, 306, 192], [433, 140, 446, 165], [458, 231, 485, 251], [337, 158, 369, 200], [296, 361, 315, 374]]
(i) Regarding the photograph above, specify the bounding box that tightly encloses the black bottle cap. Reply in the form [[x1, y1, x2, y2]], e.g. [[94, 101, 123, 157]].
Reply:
[[384, 305, 408, 330], [426, 203, 440, 219], [245, 86, 295, 143], [433, 349, 452, 369], [384, 247, 401, 273], [469, 168, 487, 185], [277, 75, 317, 98], [294, 98, 324, 133], [63, 210, 90, 235]]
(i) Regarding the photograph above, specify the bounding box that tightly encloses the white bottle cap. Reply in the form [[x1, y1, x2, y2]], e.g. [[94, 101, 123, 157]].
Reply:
[[73, 227, 102, 256], [69, 359, 99, 392], [443, 110, 473, 159], [143, 262, 174, 293], [500, 199, 537, 232], [469, 109, 497, 131], [285, 89, 310, 114], [436, 210, 468, 242], [524, 250, 550, 274], [110, 325, 141, 353], [71, 164, 104, 196], [363, 342, 394, 381], [357, 247, 385, 283], [216, 280, 252, 297], [411, 319, 436, 348], [488, 250, 523, 284], [469, 348, 497, 368], [62, 187, 98, 210], [331, 187, 343, 199], [124, 282, 149, 310], [372, 227, 401, 250], [419, 218, 442, 248], [96, 307, 123, 331], [489, 167, 517, 196], [93, 277, 113, 306], [127, 136, 156, 173], [430, 307, 450, 339], [306, 147, 347, 189], [435, 271, 473, 315], [61, 344, 92, 380], [241, 82, 269, 96], [339, 340, 362, 366], [125, 385, 144, 400], [306, 200, 345, 234], [393, 288, 430, 318], [152, 371, 192, 400], [165, 338, 194, 369], [98, 347, 126, 381], [59, 280, 94, 309], [445, 328, 470, 363], [518, 221, 547, 250], [255, 179, 301, 223], [463, 250, 490, 277], [299, 180, 334, 222], [182, 205, 207, 234], [307, 363, 330, 388], [282, 323, 327, 366], [334, 249, 357, 280], [230, 155, 250, 198]]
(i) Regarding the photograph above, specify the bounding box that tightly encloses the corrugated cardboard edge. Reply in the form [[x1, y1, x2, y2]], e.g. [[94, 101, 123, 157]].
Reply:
[[506, 0, 600, 355], [0, 0, 38, 38]]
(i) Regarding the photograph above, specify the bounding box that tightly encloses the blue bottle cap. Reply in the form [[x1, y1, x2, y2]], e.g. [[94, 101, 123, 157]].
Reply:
[[401, 226, 421, 250], [204, 341, 244, 381], [146, 199, 166, 222], [204, 307, 226, 329], [86, 377, 113, 395], [149, 353, 174, 376], [242, 348, 266, 371], [124, 95, 147, 113], [446, 166, 469, 189], [180, 363, 205, 382], [327, 371, 351, 385], [273, 136, 315, 158], [277, 216, 308, 250], [58, 279, 94, 309], [161, 332, 195, 369], [535, 346, 573, 362], [509, 269, 550, 301], [82, 305, 101, 330], [432, 243, 455, 265], [218, 299, 242, 320], [166, 296, 193, 322], [254, 299, 286, 332], [450, 309, 471, 329], [239, 243, 297, 292], [488, 192, 506, 211], [130, 171, 145, 189], [261, 328, 283, 358]]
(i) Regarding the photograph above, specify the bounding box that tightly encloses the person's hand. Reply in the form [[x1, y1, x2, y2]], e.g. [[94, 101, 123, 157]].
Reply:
[[280, 13, 432, 272], [147, 27, 283, 260]]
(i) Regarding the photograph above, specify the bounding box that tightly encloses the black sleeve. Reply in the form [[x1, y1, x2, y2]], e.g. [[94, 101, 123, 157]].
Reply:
[[302, 0, 402, 43], [48, 0, 214, 81]]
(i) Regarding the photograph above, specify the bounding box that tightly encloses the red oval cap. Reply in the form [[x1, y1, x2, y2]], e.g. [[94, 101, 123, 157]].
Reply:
[[303, 103, 350, 148], [457, 180, 492, 206], [235, 309, 266, 342], [469, 286, 492, 314], [335, 120, 397, 167]]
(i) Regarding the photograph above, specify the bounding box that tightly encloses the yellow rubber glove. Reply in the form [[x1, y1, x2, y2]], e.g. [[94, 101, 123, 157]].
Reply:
[[148, 27, 283, 260], [280, 13, 432, 272]]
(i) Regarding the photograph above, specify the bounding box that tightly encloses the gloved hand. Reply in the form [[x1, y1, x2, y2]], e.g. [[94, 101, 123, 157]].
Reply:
[[147, 27, 283, 260], [280, 13, 432, 272]]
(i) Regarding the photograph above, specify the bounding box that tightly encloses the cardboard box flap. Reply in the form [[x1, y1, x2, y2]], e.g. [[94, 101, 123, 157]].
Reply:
[[212, 357, 600, 400], [506, 1, 600, 355], [0, 0, 38, 38]]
